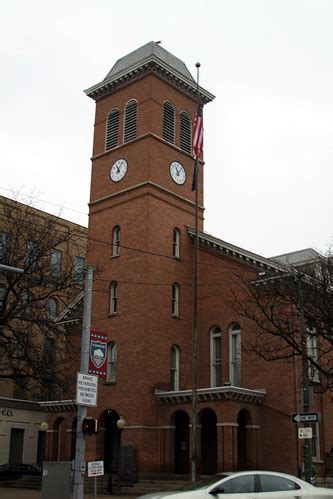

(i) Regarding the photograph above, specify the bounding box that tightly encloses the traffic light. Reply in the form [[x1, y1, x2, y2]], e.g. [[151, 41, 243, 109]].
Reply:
[[82, 417, 98, 434]]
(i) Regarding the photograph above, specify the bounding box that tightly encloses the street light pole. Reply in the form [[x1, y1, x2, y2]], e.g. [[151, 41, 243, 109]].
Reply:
[[116, 416, 126, 496]]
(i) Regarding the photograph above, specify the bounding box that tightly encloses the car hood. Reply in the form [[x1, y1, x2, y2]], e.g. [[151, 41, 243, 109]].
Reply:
[[139, 492, 191, 499]]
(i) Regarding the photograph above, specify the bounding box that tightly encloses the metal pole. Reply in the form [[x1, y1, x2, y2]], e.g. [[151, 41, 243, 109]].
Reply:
[[73, 265, 94, 499], [94, 476, 97, 499], [297, 274, 312, 483], [191, 62, 201, 483], [0, 264, 24, 274]]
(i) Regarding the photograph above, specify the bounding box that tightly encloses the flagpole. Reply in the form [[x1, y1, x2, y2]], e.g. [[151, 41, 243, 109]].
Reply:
[[191, 61, 201, 483]]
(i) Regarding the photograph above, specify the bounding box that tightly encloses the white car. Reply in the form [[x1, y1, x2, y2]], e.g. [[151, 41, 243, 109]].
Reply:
[[140, 471, 333, 499]]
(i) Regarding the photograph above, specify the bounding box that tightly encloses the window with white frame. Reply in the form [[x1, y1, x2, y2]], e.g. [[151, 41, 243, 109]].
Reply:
[[106, 342, 117, 382], [307, 328, 319, 382], [163, 101, 175, 144], [48, 298, 58, 320], [229, 323, 241, 386], [123, 99, 137, 142], [180, 111, 192, 154], [74, 256, 84, 283], [210, 326, 222, 387], [112, 225, 121, 257], [109, 281, 118, 314], [26, 239, 37, 270], [51, 248, 62, 277], [172, 283, 180, 317], [105, 108, 119, 150], [173, 228, 180, 258], [311, 422, 320, 461], [170, 345, 180, 391]]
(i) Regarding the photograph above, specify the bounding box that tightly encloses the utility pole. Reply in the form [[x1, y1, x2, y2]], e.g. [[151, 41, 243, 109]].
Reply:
[[297, 274, 312, 483], [73, 265, 93, 499]]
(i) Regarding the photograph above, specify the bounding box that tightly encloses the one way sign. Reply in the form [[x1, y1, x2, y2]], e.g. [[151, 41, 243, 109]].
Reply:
[[291, 412, 320, 423]]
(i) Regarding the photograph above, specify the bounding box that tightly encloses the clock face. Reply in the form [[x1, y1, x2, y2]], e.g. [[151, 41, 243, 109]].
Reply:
[[169, 161, 186, 185], [110, 158, 128, 182]]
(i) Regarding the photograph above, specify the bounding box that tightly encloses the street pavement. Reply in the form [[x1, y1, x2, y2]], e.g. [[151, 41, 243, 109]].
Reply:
[[0, 489, 137, 499]]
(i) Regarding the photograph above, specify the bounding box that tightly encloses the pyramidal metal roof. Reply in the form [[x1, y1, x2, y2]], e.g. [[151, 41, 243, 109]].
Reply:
[[85, 41, 215, 103], [104, 41, 195, 83]]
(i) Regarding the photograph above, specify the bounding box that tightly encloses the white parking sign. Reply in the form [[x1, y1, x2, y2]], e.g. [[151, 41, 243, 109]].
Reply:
[[76, 372, 98, 406], [88, 460, 104, 477]]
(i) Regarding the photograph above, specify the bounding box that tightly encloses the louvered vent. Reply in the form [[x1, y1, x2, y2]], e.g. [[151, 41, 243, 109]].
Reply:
[[180, 111, 192, 154], [163, 101, 175, 144], [105, 109, 119, 151], [124, 100, 137, 142]]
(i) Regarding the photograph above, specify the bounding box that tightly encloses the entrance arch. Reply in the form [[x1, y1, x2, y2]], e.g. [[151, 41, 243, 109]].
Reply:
[[52, 417, 67, 461], [98, 410, 121, 472], [237, 409, 252, 470], [172, 411, 190, 475], [199, 409, 217, 474]]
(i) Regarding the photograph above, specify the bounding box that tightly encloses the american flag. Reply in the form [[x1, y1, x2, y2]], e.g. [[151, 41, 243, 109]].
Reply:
[[192, 104, 203, 159]]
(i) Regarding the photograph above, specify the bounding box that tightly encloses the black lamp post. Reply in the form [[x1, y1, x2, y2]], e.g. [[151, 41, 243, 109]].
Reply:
[[116, 416, 126, 495]]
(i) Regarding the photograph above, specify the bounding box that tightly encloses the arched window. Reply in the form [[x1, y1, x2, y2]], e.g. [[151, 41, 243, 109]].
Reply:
[[229, 323, 241, 386], [210, 326, 222, 387], [105, 108, 119, 151], [170, 345, 180, 391], [307, 326, 319, 382], [48, 298, 58, 320], [163, 101, 175, 144], [172, 283, 180, 317], [180, 111, 192, 154], [123, 99, 137, 142], [106, 342, 117, 382], [173, 228, 180, 258], [109, 281, 118, 314], [112, 225, 121, 257]]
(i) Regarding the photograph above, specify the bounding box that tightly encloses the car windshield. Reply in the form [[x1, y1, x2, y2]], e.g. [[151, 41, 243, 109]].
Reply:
[[182, 474, 231, 491]]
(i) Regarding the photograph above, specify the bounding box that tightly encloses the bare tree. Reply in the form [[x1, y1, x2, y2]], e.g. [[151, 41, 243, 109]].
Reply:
[[230, 250, 333, 391], [0, 196, 86, 399]]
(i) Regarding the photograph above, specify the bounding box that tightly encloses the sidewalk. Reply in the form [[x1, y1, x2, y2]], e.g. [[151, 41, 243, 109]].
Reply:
[[0, 489, 137, 499]]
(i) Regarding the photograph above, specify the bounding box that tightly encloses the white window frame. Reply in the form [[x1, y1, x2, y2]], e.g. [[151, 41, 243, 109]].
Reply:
[[306, 328, 319, 383], [51, 248, 62, 277], [173, 228, 180, 258], [106, 342, 117, 382], [180, 111, 192, 154], [163, 101, 176, 144], [112, 225, 121, 257], [311, 422, 321, 461], [105, 108, 119, 151], [74, 256, 84, 282], [109, 281, 118, 314], [47, 298, 58, 320], [172, 283, 180, 317], [210, 326, 222, 387], [229, 323, 241, 386], [123, 99, 138, 143], [170, 345, 180, 391]]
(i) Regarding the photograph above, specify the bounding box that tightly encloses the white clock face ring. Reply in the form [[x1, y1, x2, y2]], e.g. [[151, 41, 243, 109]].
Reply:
[[170, 161, 186, 185], [110, 158, 128, 182]]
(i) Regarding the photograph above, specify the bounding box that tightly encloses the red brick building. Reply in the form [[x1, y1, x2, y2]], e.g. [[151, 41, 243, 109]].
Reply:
[[44, 42, 333, 479]]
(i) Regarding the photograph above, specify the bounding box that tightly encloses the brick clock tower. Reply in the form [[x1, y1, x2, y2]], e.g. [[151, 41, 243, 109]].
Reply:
[[84, 42, 214, 474]]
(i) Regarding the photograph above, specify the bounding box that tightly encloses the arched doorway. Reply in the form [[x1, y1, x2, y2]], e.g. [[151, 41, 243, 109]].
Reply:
[[200, 409, 217, 474], [98, 410, 121, 472], [173, 411, 190, 475], [237, 409, 251, 470]]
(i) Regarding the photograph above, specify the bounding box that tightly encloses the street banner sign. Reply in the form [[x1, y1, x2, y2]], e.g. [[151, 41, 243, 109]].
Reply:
[[292, 412, 320, 424], [76, 372, 98, 406], [89, 330, 108, 378], [298, 427, 312, 439], [88, 460, 104, 477]]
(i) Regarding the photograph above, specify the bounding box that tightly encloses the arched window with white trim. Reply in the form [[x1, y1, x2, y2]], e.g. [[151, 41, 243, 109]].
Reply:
[[180, 111, 192, 154], [106, 342, 117, 382], [105, 108, 119, 151], [163, 101, 175, 144], [170, 345, 180, 391], [48, 298, 58, 320], [112, 225, 121, 257], [210, 326, 222, 387], [172, 283, 180, 317], [109, 281, 118, 315], [229, 323, 241, 386], [123, 99, 137, 142], [173, 228, 180, 258]]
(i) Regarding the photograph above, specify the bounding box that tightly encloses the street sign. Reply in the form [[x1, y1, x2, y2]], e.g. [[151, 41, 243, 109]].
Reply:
[[88, 460, 104, 477], [298, 427, 313, 439], [76, 372, 98, 406], [291, 412, 319, 424]]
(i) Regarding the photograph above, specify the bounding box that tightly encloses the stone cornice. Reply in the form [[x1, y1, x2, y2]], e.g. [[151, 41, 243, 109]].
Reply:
[[155, 386, 266, 405], [85, 58, 215, 104], [187, 228, 283, 272]]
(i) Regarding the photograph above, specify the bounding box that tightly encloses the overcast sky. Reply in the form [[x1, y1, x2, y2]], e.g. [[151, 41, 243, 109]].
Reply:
[[1, 0, 332, 258]]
